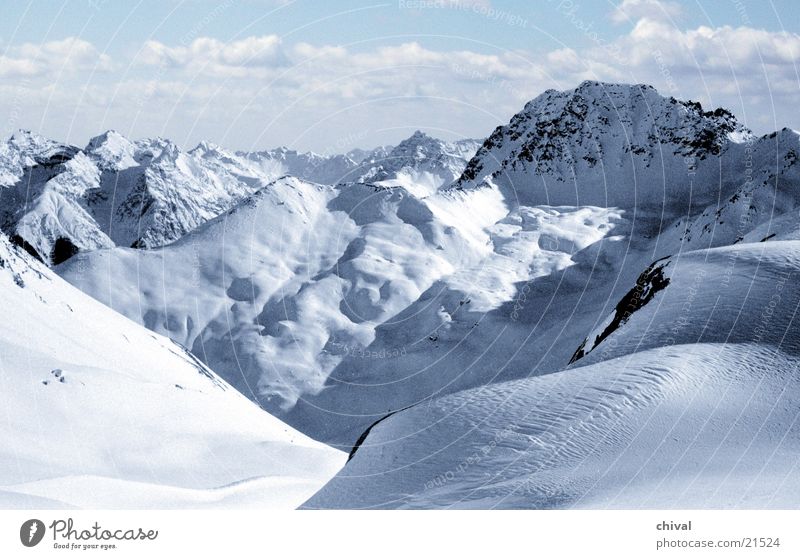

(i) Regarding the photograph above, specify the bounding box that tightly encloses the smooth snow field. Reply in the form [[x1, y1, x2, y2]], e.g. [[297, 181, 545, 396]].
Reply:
[[306, 342, 800, 509]]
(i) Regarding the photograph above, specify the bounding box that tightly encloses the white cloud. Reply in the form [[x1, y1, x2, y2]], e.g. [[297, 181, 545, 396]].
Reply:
[[0, 56, 39, 78], [610, 0, 682, 24], [0, 37, 113, 78], [1, 18, 798, 151], [139, 35, 288, 76], [616, 18, 800, 95]]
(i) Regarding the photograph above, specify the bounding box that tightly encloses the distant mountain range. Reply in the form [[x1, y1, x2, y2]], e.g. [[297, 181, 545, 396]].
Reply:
[[0, 129, 479, 265]]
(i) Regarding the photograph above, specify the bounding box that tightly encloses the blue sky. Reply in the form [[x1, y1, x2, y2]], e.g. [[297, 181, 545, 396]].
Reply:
[[1, 0, 799, 151]]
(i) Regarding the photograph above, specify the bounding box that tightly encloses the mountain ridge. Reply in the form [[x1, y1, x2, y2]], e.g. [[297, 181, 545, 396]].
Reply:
[[0, 129, 478, 265]]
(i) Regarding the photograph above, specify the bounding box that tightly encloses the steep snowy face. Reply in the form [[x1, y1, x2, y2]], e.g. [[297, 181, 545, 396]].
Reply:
[[0, 232, 345, 509], [85, 130, 139, 171], [357, 131, 481, 196], [0, 130, 261, 262], [114, 139, 259, 248], [452, 81, 750, 210], [0, 145, 113, 265], [0, 130, 78, 186], [656, 128, 800, 252]]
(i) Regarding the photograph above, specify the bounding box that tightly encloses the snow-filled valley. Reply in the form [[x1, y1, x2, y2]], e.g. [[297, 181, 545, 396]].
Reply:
[[3, 81, 800, 509]]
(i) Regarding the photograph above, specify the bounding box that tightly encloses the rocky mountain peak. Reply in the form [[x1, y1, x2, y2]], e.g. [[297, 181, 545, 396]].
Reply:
[[452, 81, 752, 210]]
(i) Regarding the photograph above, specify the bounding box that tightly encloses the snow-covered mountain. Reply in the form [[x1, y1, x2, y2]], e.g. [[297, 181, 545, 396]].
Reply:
[[347, 144, 393, 164], [86, 132, 259, 250], [0, 230, 344, 508], [451, 80, 752, 211], [43, 80, 800, 508], [355, 131, 481, 196], [234, 146, 359, 185], [0, 130, 261, 263], [1, 130, 467, 266]]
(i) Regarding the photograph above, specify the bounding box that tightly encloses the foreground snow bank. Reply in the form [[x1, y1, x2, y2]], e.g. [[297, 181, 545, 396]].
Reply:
[[305, 343, 800, 509], [0, 234, 345, 508]]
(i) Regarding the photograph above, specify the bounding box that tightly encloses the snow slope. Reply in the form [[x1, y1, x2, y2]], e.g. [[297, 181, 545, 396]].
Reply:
[[0, 232, 344, 509], [571, 241, 800, 365], [58, 173, 638, 446], [305, 239, 800, 508], [57, 177, 484, 415], [304, 342, 800, 509]]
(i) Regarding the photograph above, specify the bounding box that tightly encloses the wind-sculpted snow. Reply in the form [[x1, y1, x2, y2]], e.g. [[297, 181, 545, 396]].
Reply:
[[302, 240, 800, 508], [58, 177, 486, 418], [285, 202, 635, 445], [59, 172, 641, 445], [0, 232, 344, 508], [304, 342, 800, 509]]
